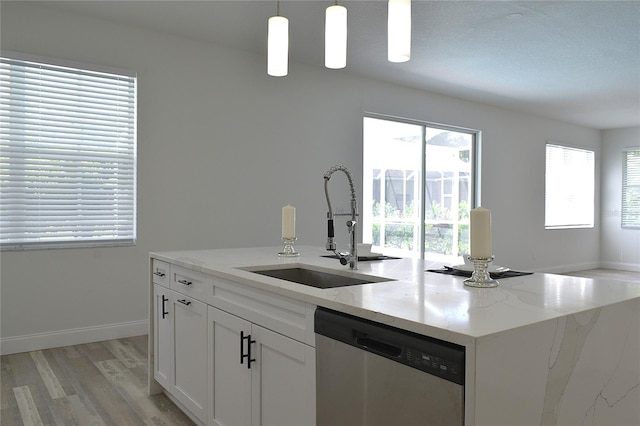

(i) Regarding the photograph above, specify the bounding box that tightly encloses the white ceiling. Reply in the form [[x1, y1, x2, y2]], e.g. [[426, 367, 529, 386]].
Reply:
[[36, 0, 640, 129]]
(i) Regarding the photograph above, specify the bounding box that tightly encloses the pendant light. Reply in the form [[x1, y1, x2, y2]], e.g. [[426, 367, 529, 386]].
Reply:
[[325, 2, 347, 69], [268, 1, 289, 77], [388, 0, 411, 63]]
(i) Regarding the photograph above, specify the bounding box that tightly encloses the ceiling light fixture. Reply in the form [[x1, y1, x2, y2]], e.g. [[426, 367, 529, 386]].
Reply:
[[388, 0, 411, 63], [267, 1, 289, 77], [325, 1, 347, 69]]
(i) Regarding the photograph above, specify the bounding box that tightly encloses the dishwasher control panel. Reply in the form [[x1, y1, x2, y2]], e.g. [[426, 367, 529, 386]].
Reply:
[[406, 348, 463, 383]]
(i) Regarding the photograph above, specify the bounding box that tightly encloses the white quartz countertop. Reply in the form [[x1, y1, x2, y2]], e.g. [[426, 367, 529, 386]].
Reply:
[[150, 246, 640, 343]]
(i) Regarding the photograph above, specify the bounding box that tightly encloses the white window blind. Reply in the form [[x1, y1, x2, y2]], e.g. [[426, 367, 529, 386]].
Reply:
[[622, 149, 640, 228], [545, 143, 595, 229], [0, 53, 137, 250]]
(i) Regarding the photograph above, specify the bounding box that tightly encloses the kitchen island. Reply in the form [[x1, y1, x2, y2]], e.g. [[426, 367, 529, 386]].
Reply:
[[149, 246, 639, 425]]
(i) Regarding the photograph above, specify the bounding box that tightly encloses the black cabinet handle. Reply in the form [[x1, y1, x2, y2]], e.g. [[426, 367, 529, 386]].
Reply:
[[240, 331, 245, 364], [240, 331, 256, 369], [177, 279, 192, 286], [153, 271, 166, 277], [177, 299, 191, 306], [162, 295, 169, 319], [247, 336, 256, 369]]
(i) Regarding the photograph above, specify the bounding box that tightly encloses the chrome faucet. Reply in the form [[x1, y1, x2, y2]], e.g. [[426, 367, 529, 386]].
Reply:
[[324, 165, 358, 270]]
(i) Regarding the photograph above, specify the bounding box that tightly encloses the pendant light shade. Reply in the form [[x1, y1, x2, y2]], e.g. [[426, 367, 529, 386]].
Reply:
[[268, 15, 289, 76], [388, 0, 411, 63], [325, 4, 347, 69]]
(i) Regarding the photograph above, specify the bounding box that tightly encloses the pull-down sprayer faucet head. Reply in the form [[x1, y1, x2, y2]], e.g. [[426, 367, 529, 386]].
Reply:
[[324, 174, 337, 251], [326, 214, 336, 251]]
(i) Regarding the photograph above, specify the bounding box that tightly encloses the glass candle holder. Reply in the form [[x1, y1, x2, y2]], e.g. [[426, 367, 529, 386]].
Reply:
[[463, 255, 499, 288], [278, 237, 300, 257]]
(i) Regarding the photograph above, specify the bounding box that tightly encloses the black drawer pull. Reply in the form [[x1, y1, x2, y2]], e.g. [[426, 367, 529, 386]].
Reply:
[[240, 331, 256, 369], [162, 295, 169, 319], [177, 299, 191, 306], [177, 279, 192, 286], [154, 271, 166, 277]]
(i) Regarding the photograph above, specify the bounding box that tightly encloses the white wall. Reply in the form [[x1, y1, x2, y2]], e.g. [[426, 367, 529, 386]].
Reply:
[[0, 2, 603, 352], [601, 127, 640, 271]]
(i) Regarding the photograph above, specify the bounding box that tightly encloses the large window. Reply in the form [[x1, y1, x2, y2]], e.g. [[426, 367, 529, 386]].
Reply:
[[545, 143, 595, 229], [0, 53, 137, 250], [622, 148, 640, 228], [363, 116, 477, 262]]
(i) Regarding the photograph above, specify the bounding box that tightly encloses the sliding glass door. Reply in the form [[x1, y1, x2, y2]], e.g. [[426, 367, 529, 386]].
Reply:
[[363, 116, 477, 263]]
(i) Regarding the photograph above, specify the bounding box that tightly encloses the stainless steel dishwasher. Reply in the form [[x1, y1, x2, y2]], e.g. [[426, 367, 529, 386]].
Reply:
[[315, 307, 465, 426]]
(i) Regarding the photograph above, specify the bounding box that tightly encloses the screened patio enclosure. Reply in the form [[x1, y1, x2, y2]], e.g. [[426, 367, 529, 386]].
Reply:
[[363, 117, 474, 261]]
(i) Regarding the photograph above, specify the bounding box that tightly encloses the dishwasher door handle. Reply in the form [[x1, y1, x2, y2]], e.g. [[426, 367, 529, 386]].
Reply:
[[355, 336, 402, 358]]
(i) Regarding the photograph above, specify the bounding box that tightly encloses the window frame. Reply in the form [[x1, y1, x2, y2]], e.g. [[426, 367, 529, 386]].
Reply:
[[1, 51, 137, 250]]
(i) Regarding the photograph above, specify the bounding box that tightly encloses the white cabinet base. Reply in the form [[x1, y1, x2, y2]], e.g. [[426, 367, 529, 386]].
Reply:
[[153, 284, 208, 424], [251, 324, 316, 426], [208, 306, 315, 426], [172, 294, 207, 422], [151, 258, 316, 426]]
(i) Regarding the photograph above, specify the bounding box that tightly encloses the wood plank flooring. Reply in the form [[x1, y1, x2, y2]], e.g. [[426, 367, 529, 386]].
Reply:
[[0, 335, 194, 426]]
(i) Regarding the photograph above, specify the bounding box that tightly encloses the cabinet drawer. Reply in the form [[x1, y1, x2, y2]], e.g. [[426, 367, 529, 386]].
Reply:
[[152, 260, 170, 288], [170, 264, 210, 301], [210, 277, 316, 347]]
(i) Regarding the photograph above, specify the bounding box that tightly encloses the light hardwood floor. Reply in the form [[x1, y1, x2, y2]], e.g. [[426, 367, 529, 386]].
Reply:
[[1, 335, 194, 426]]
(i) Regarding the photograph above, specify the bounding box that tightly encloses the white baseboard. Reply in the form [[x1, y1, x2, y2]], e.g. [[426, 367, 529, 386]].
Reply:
[[533, 261, 601, 274], [0, 320, 148, 355], [533, 261, 640, 274], [599, 261, 640, 272]]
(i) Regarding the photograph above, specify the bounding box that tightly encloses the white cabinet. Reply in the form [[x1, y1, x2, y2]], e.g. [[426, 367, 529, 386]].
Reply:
[[153, 284, 173, 390], [172, 292, 208, 421], [152, 259, 170, 288], [208, 306, 252, 426], [153, 284, 208, 423], [208, 306, 316, 426], [170, 264, 210, 302], [150, 258, 316, 426], [251, 322, 316, 426]]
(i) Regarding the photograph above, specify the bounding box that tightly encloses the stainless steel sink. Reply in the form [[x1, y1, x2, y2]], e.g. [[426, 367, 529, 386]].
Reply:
[[246, 267, 394, 289]]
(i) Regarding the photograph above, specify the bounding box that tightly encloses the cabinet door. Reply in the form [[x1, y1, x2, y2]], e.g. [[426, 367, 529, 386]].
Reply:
[[208, 307, 252, 426], [172, 294, 208, 423], [251, 324, 316, 426], [153, 284, 173, 390]]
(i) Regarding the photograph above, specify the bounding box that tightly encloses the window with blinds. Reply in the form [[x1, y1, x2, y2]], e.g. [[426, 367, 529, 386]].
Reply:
[[545, 143, 595, 229], [622, 149, 640, 228], [0, 53, 137, 250]]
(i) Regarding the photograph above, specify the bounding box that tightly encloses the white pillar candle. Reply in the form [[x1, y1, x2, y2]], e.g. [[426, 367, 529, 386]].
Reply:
[[470, 207, 492, 258], [281, 205, 296, 239]]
